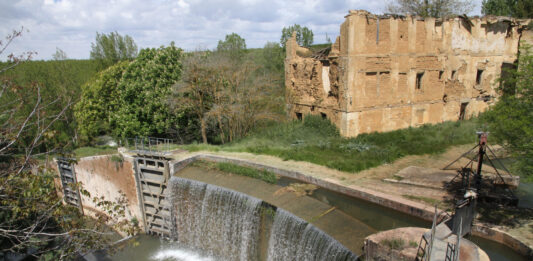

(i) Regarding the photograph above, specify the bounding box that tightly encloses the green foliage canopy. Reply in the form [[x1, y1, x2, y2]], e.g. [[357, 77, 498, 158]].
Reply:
[[90, 31, 138, 68], [74, 61, 129, 141], [261, 42, 285, 75], [113, 44, 183, 138], [76, 44, 183, 140], [280, 24, 314, 48], [217, 33, 247, 59], [1, 29, 138, 259], [482, 0, 533, 18], [386, 0, 474, 17], [485, 44, 533, 181], [1, 59, 99, 151], [171, 48, 285, 144]]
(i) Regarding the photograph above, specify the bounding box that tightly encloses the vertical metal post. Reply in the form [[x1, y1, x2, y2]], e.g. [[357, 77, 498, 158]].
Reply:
[[428, 205, 438, 261], [475, 132, 487, 191], [455, 218, 462, 261]]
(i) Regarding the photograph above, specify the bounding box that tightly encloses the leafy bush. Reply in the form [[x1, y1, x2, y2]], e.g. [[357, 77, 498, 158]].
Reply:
[[76, 44, 184, 141], [75, 61, 129, 142], [113, 44, 183, 138], [484, 44, 533, 181]]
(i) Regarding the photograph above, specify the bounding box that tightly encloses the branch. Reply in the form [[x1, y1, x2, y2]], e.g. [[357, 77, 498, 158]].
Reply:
[[0, 86, 41, 154]]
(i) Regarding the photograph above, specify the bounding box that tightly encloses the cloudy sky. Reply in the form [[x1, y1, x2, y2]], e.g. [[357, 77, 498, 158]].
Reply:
[[1, 0, 484, 60]]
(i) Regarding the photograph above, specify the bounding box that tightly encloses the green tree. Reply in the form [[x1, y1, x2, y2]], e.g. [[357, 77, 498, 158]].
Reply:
[[172, 51, 215, 144], [386, 0, 474, 17], [280, 24, 314, 48], [482, 0, 533, 18], [112, 44, 183, 138], [90, 31, 138, 69], [217, 33, 247, 60], [261, 42, 285, 74], [2, 55, 99, 151], [172, 48, 285, 144], [1, 29, 136, 260], [485, 44, 533, 181], [74, 61, 129, 142], [52, 47, 68, 60]]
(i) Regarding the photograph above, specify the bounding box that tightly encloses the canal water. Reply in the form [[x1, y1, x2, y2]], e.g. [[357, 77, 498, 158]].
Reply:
[[110, 165, 527, 261]]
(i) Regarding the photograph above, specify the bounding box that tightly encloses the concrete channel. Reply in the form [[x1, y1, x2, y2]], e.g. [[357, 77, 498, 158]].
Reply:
[[54, 151, 533, 260]]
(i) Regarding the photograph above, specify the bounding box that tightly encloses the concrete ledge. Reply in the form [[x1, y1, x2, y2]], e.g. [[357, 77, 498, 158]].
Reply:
[[364, 227, 489, 261], [191, 154, 444, 221], [472, 224, 533, 259], [168, 153, 533, 259]]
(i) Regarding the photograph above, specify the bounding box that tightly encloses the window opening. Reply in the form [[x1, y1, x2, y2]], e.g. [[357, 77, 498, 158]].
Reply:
[[476, 69, 483, 85], [459, 102, 468, 120], [416, 72, 424, 90], [296, 112, 302, 121]]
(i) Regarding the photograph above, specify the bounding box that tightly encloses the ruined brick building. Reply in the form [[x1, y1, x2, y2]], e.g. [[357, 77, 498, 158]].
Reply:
[[286, 10, 532, 137]]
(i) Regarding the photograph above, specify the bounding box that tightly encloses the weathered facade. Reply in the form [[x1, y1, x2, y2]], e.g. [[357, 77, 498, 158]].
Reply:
[[286, 10, 532, 137]]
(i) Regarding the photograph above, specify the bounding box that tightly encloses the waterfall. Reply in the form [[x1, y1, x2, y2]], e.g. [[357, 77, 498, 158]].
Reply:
[[169, 177, 262, 260], [168, 176, 358, 261], [266, 209, 358, 261]]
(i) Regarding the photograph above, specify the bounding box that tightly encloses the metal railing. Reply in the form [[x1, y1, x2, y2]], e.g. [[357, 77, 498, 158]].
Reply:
[[416, 236, 428, 261], [119, 137, 177, 155]]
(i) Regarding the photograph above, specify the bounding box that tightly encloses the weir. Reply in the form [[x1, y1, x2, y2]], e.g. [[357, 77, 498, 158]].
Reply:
[[168, 176, 358, 261], [53, 153, 531, 260]]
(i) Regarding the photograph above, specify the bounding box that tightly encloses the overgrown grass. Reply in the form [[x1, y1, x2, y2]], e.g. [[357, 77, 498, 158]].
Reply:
[[381, 238, 406, 250], [73, 146, 118, 158], [184, 115, 482, 173], [192, 160, 278, 184]]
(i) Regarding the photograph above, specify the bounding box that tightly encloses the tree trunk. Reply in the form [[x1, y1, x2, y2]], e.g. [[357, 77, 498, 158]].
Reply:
[[217, 114, 225, 144], [200, 117, 207, 144]]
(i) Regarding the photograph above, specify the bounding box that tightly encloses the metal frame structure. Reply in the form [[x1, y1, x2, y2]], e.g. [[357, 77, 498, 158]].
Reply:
[[133, 154, 172, 237], [56, 157, 83, 213], [444, 132, 517, 205]]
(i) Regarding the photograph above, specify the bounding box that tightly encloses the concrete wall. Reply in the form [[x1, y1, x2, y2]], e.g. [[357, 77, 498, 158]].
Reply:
[[286, 10, 531, 137], [56, 154, 143, 233]]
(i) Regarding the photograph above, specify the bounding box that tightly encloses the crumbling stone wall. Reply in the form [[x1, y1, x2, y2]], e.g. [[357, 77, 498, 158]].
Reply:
[[286, 10, 531, 137]]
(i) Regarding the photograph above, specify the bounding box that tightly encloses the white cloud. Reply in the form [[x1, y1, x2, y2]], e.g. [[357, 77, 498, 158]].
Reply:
[[0, 0, 484, 60]]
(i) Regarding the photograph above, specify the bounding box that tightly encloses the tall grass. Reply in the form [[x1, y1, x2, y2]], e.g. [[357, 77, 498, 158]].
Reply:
[[184, 115, 482, 173], [192, 160, 278, 184]]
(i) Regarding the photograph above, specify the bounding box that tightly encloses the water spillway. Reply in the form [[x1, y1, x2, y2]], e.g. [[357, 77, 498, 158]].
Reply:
[[168, 176, 358, 261], [267, 209, 358, 261], [169, 177, 261, 260]]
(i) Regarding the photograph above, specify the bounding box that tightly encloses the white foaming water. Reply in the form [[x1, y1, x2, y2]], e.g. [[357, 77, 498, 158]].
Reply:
[[266, 209, 358, 261], [168, 176, 358, 261], [169, 177, 262, 261], [152, 248, 214, 261]]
